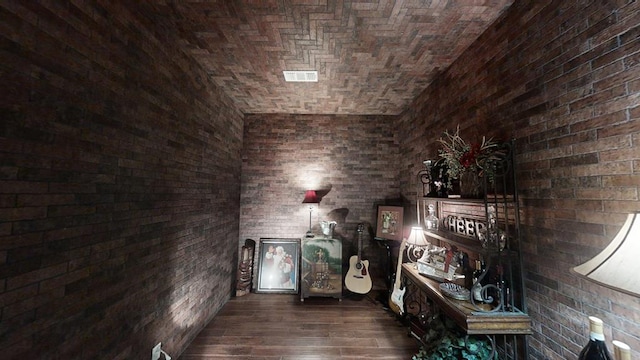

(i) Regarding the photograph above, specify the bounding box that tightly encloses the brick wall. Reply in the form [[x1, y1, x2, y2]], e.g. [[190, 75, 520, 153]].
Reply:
[[399, 0, 640, 358], [241, 113, 402, 288], [0, 2, 243, 359]]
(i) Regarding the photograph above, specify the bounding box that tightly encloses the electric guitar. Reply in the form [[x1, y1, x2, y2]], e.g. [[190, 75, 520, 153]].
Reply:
[[345, 224, 372, 294], [389, 239, 407, 315]]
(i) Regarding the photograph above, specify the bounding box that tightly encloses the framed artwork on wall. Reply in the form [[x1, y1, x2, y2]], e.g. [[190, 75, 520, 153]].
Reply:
[[375, 205, 404, 241], [256, 238, 300, 294]]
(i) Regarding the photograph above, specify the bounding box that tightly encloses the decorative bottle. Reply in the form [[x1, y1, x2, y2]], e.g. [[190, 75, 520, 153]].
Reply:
[[495, 264, 511, 311], [425, 204, 439, 230], [612, 341, 630, 360], [471, 259, 485, 302], [478, 205, 506, 250], [578, 316, 612, 360]]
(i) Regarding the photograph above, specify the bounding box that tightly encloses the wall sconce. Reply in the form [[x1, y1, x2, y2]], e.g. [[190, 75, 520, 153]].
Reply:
[[572, 212, 640, 297], [405, 226, 430, 264], [302, 190, 319, 238]]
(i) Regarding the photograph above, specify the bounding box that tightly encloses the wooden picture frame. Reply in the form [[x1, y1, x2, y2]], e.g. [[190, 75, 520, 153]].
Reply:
[[375, 205, 404, 241], [256, 238, 300, 294]]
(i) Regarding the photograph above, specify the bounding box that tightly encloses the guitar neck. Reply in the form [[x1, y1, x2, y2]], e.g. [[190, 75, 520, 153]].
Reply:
[[395, 241, 406, 286], [357, 224, 364, 261]]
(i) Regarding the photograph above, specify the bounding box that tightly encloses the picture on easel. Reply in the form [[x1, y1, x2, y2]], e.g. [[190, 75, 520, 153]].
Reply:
[[375, 205, 404, 241]]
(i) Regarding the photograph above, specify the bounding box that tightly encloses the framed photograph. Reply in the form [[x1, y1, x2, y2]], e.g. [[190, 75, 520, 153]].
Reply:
[[256, 238, 300, 294], [375, 205, 404, 241]]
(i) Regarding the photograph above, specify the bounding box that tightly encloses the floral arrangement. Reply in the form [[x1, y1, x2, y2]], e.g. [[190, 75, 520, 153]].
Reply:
[[436, 126, 506, 191]]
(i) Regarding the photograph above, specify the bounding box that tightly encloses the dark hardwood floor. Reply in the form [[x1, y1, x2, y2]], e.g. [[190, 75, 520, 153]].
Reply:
[[180, 292, 420, 359]]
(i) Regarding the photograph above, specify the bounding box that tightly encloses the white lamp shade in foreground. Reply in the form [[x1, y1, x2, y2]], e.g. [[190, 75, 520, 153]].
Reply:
[[572, 212, 640, 297]]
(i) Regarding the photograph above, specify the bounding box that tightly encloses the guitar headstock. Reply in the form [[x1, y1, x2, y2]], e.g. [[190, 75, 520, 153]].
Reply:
[[357, 223, 364, 233]]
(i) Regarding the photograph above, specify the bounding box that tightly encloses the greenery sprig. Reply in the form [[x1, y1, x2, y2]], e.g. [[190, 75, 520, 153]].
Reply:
[[412, 331, 496, 360]]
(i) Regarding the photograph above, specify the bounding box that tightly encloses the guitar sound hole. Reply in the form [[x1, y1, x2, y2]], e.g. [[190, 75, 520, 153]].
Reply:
[[356, 262, 362, 270]]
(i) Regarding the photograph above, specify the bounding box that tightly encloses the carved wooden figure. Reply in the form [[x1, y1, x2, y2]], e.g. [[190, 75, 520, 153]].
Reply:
[[236, 239, 256, 296]]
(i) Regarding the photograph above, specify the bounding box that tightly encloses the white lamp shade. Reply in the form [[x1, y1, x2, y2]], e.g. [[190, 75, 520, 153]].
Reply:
[[406, 226, 429, 246], [572, 212, 640, 297], [405, 226, 430, 263]]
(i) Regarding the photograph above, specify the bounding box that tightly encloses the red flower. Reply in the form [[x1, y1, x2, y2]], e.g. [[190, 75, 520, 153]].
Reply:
[[460, 143, 481, 168]]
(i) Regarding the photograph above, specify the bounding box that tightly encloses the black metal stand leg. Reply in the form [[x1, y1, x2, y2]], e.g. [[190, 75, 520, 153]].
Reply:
[[373, 238, 393, 308]]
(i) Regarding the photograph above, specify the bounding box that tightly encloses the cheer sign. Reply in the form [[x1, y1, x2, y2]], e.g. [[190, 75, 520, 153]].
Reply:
[[445, 215, 485, 238]]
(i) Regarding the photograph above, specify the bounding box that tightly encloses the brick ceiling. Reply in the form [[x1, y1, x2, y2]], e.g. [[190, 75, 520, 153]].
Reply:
[[159, 0, 513, 115]]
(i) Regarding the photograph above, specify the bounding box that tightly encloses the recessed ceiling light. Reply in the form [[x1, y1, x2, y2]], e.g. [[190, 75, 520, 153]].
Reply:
[[283, 71, 318, 82]]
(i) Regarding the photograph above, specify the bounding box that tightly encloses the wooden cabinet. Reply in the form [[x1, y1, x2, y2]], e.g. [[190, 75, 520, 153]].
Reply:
[[404, 142, 531, 359], [300, 237, 342, 300]]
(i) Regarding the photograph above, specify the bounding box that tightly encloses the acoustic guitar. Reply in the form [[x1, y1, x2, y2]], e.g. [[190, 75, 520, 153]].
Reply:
[[389, 239, 407, 315], [345, 224, 372, 294]]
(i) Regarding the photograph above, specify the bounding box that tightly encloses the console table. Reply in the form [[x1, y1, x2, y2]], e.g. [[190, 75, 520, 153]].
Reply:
[[401, 263, 531, 359], [402, 264, 531, 335]]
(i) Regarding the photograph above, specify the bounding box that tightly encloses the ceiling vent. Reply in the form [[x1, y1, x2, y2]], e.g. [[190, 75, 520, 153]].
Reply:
[[283, 71, 318, 82]]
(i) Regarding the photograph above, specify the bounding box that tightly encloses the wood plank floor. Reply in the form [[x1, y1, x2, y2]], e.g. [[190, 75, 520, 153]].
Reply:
[[180, 292, 420, 359]]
